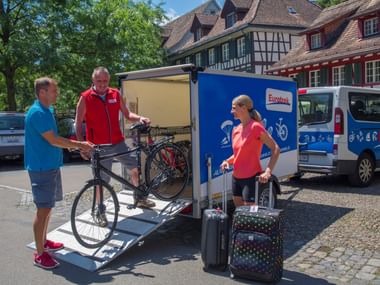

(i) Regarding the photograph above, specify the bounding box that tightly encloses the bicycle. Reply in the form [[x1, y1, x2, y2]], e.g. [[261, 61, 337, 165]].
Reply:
[[70, 123, 190, 248]]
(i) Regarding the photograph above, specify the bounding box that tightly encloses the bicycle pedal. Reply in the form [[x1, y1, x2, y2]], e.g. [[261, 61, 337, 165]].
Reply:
[[127, 204, 137, 210]]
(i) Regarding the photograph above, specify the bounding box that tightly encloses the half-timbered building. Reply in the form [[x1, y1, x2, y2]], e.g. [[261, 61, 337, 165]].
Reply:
[[162, 0, 321, 74], [267, 0, 380, 88]]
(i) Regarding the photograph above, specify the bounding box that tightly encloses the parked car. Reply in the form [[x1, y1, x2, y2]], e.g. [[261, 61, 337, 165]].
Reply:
[[0, 112, 25, 160], [57, 117, 86, 162]]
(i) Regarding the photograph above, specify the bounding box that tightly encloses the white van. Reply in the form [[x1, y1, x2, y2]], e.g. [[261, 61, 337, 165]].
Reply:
[[298, 86, 380, 187]]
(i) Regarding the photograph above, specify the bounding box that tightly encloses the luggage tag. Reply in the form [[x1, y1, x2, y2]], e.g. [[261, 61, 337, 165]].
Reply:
[[249, 205, 259, 212]]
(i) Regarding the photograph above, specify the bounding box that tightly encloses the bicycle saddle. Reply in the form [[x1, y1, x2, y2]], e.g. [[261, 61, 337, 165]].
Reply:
[[130, 122, 151, 134]]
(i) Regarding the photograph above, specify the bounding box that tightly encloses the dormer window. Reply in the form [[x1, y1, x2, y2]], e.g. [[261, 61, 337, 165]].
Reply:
[[226, 12, 236, 28], [195, 28, 202, 41], [364, 17, 379, 37], [310, 33, 322, 49], [288, 7, 297, 14]]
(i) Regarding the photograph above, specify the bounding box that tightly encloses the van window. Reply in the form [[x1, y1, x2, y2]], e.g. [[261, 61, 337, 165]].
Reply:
[[349, 92, 380, 121], [299, 93, 333, 126]]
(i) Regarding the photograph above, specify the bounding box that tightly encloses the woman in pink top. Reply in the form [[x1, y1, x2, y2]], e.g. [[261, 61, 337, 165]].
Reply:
[[220, 95, 280, 207]]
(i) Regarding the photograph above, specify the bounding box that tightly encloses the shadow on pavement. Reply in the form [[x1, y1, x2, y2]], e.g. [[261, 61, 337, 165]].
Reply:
[[277, 199, 353, 259], [283, 172, 380, 196], [50, 211, 342, 284]]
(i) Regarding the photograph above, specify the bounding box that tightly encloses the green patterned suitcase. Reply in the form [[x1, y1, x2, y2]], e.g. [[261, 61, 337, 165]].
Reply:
[[230, 179, 284, 283]]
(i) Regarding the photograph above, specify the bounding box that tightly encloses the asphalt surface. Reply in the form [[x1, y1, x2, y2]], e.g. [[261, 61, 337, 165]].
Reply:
[[0, 159, 379, 285]]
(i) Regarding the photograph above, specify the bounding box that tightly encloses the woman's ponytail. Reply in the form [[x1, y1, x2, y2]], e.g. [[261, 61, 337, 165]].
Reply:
[[249, 108, 262, 122]]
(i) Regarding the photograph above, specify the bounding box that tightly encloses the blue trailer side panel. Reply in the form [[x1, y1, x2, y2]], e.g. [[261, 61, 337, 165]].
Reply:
[[197, 72, 297, 185]]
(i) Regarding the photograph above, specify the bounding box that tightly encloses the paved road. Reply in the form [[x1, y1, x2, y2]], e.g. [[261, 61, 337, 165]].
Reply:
[[0, 159, 121, 194], [0, 160, 380, 285]]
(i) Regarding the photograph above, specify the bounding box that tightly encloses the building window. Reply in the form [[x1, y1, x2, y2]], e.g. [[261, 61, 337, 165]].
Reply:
[[195, 28, 202, 41], [195, 53, 202, 66], [366, 60, 380, 83], [208, 48, 215, 65], [185, 56, 191, 64], [176, 60, 181, 65], [333, 66, 345, 86], [309, 70, 320, 87], [237, 37, 246, 58], [289, 73, 298, 79], [222, 43, 229, 62], [226, 12, 236, 28], [364, 17, 379, 37], [288, 7, 297, 14], [310, 33, 322, 49]]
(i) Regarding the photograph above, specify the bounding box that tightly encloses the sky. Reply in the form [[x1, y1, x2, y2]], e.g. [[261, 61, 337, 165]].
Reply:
[[152, 0, 224, 21]]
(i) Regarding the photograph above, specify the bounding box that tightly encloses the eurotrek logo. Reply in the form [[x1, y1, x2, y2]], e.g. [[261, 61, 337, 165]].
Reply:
[[266, 88, 292, 113]]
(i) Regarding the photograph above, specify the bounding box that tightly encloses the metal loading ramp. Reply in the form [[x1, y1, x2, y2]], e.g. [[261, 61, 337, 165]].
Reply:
[[27, 190, 191, 271]]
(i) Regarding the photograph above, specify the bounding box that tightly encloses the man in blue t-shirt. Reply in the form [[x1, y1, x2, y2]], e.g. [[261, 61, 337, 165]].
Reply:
[[25, 77, 93, 270]]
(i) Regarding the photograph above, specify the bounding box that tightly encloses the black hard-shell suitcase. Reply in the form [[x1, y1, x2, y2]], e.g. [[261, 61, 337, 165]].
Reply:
[[201, 172, 229, 271], [230, 177, 284, 283]]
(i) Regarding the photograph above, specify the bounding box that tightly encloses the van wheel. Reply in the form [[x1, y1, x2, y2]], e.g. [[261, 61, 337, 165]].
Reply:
[[258, 183, 278, 208], [348, 153, 374, 187]]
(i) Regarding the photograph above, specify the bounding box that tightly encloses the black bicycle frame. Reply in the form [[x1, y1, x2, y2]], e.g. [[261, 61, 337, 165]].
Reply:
[[90, 144, 147, 197]]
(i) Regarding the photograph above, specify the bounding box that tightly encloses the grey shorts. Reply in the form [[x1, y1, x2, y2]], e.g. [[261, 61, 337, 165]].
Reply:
[[100, 141, 138, 183], [28, 169, 63, 208]]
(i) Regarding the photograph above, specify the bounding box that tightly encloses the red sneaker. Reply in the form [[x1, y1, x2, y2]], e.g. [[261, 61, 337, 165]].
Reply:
[[44, 239, 64, 252], [34, 252, 59, 269]]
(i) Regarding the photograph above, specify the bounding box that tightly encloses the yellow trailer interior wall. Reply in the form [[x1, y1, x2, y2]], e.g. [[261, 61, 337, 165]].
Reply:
[[122, 79, 190, 127]]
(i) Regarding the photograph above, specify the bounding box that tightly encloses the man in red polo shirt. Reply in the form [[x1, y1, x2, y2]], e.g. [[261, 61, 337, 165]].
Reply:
[[75, 66, 155, 210]]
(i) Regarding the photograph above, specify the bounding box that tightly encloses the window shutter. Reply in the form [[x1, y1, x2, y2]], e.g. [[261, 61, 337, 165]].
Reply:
[[229, 40, 236, 59], [245, 33, 252, 55], [353, 63, 362, 85], [344, 64, 353, 85], [320, 67, 329, 86], [296, 71, 307, 88], [357, 20, 363, 39], [305, 35, 310, 51], [201, 50, 207, 67]]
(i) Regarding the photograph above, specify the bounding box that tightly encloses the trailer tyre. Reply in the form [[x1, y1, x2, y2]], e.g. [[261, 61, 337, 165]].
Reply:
[[348, 152, 374, 187], [258, 182, 278, 208]]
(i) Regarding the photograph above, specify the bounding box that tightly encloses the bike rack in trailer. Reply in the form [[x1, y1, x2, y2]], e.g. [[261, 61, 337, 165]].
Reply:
[[27, 190, 191, 271]]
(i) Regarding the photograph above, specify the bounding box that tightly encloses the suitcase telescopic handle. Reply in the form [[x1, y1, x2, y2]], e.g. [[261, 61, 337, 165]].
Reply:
[[255, 175, 274, 209], [222, 170, 228, 213]]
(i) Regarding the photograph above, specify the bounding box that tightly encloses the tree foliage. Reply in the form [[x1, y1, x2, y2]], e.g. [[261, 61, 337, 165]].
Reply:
[[0, 0, 165, 112], [317, 0, 348, 8]]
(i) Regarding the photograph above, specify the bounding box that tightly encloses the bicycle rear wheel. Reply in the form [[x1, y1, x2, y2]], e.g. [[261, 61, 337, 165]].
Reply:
[[145, 142, 189, 201], [71, 180, 119, 248]]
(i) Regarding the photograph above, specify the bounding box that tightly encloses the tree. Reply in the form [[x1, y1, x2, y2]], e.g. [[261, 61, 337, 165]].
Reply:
[[0, 0, 165, 112], [317, 0, 348, 8]]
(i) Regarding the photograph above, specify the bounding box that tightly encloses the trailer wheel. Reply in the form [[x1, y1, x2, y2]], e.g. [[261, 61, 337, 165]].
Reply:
[[258, 182, 278, 208], [348, 152, 374, 187]]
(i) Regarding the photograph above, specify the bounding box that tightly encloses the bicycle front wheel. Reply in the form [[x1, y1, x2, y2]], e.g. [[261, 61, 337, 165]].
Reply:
[[71, 180, 119, 248], [145, 142, 189, 201]]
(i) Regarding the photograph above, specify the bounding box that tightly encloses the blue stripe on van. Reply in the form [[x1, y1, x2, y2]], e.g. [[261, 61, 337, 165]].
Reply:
[[299, 131, 334, 153], [347, 112, 380, 159]]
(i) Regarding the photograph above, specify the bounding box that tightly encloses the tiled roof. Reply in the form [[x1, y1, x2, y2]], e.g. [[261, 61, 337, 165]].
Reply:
[[354, 0, 380, 18], [162, 0, 220, 54], [195, 13, 219, 27], [231, 0, 254, 9], [268, 3, 380, 72], [302, 0, 362, 33], [251, 0, 321, 28], [163, 0, 321, 56]]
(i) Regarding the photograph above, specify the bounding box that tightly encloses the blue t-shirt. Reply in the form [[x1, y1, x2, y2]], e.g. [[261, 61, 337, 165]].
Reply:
[[24, 100, 63, 171]]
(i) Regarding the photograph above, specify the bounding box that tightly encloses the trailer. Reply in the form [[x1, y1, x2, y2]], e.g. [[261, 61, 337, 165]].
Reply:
[[27, 65, 298, 271], [117, 64, 298, 219]]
